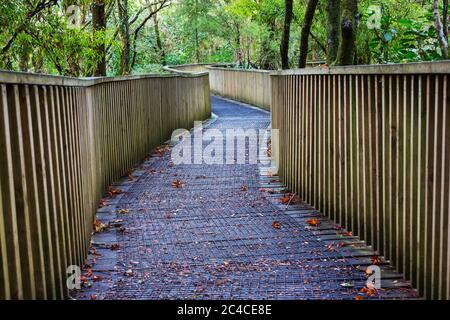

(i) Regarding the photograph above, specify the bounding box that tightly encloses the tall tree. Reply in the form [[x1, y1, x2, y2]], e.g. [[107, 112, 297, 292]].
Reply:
[[298, 0, 319, 68], [92, 0, 107, 76], [335, 0, 358, 66], [118, 0, 130, 75], [433, 0, 449, 59], [153, 12, 166, 65], [326, 0, 340, 64], [280, 0, 293, 69]]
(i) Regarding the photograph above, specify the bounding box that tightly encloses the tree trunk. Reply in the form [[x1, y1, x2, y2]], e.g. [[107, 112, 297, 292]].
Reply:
[[335, 0, 358, 66], [153, 13, 166, 65], [326, 0, 340, 64], [444, 0, 449, 39], [298, 0, 319, 68], [92, 0, 107, 76], [118, 0, 130, 75], [433, 0, 449, 59], [280, 0, 293, 69]]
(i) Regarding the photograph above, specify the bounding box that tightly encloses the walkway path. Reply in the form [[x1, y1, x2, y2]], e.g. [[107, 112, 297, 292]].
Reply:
[[73, 96, 418, 300]]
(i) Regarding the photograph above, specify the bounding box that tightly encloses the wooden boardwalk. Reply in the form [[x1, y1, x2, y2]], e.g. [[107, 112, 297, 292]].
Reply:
[[72, 96, 419, 300]]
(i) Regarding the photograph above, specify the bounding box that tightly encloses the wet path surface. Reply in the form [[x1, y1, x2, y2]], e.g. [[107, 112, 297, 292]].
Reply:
[[72, 96, 418, 300]]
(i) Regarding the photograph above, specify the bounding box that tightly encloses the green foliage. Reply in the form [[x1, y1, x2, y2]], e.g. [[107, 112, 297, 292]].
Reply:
[[0, 0, 447, 75], [358, 0, 443, 64]]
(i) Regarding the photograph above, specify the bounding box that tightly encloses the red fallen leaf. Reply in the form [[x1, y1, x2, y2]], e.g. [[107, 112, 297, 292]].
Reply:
[[272, 221, 282, 229], [93, 275, 103, 282], [164, 212, 174, 219], [307, 218, 320, 227], [172, 179, 184, 188], [90, 247, 101, 257], [110, 244, 120, 251], [107, 187, 122, 197], [360, 286, 378, 297], [371, 255, 382, 265], [80, 275, 89, 283], [240, 185, 248, 192], [279, 196, 292, 204], [90, 294, 97, 300], [85, 269, 93, 277], [355, 295, 364, 300]]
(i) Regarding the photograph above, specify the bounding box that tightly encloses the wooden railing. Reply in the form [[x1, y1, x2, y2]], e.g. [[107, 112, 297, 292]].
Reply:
[[0, 71, 211, 299], [164, 63, 215, 74], [271, 61, 450, 299], [207, 66, 271, 111]]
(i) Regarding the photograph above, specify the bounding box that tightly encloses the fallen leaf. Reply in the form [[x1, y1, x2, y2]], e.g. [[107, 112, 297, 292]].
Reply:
[[93, 220, 107, 233], [355, 295, 364, 300], [110, 244, 120, 251], [90, 294, 97, 300], [172, 179, 184, 188], [240, 185, 248, 192], [125, 269, 134, 277], [107, 187, 122, 197], [118, 209, 130, 214], [360, 286, 378, 297], [272, 221, 282, 229], [279, 196, 292, 204], [371, 255, 382, 265], [93, 275, 103, 282], [307, 218, 320, 227]]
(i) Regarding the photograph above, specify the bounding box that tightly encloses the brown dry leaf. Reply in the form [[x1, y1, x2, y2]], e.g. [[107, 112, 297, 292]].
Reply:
[[108, 187, 122, 197], [93, 275, 103, 282], [90, 294, 97, 300], [127, 172, 136, 181], [93, 220, 107, 233], [355, 295, 364, 300], [371, 255, 382, 265], [279, 196, 292, 204], [125, 269, 134, 277], [172, 179, 184, 188], [110, 244, 120, 251], [307, 218, 320, 227], [272, 221, 282, 229], [240, 185, 248, 192], [85, 269, 93, 277], [118, 209, 130, 215]]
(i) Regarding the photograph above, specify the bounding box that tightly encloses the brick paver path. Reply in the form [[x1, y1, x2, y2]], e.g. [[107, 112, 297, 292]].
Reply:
[[72, 96, 418, 300]]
